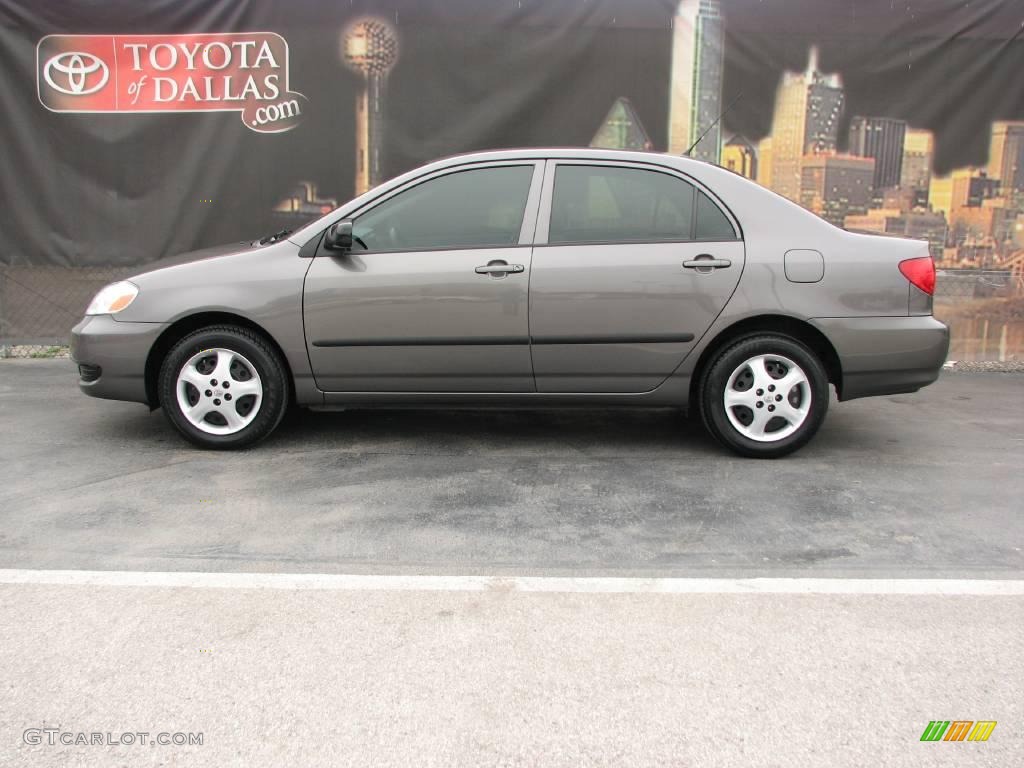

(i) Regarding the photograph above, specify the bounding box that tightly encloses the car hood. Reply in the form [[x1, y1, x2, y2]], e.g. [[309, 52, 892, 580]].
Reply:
[[128, 241, 256, 278], [111, 236, 305, 324]]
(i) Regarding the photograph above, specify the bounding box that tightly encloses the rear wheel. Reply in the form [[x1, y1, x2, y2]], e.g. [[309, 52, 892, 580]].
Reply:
[[699, 334, 829, 458], [158, 325, 289, 449]]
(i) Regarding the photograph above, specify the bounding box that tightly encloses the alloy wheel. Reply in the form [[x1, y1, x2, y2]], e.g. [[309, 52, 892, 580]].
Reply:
[[175, 347, 263, 436], [723, 354, 811, 442]]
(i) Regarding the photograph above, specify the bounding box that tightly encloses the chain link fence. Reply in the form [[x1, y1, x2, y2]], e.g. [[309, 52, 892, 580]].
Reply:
[[933, 269, 1024, 363], [934, 269, 1023, 303], [0, 266, 135, 357], [1, 264, 1022, 360]]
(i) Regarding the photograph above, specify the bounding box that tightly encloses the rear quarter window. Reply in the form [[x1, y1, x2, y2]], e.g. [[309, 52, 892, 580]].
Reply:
[[695, 190, 737, 240]]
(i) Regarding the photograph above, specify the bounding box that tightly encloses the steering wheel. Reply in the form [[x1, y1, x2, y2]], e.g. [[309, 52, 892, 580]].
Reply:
[[352, 234, 369, 251]]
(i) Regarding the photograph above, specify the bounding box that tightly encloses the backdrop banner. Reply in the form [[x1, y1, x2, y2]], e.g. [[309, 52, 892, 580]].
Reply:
[[0, 0, 1021, 278]]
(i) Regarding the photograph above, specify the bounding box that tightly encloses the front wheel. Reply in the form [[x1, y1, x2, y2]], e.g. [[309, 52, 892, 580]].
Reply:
[[699, 334, 830, 458], [158, 325, 290, 449]]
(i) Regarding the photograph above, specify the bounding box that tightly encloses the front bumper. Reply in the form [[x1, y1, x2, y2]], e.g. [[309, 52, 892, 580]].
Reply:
[[70, 315, 167, 404], [811, 315, 950, 401]]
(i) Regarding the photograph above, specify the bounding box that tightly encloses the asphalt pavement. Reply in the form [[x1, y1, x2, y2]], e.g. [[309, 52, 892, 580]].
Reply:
[[0, 360, 1021, 577]]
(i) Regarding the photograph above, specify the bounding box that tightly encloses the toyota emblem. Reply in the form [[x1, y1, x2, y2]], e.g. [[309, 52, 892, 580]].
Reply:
[[43, 51, 109, 96]]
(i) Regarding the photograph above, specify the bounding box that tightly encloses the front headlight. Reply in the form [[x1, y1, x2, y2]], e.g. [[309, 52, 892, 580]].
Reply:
[[85, 281, 139, 315]]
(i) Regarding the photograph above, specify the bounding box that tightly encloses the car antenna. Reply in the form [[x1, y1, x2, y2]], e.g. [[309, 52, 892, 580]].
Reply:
[[684, 91, 743, 157]]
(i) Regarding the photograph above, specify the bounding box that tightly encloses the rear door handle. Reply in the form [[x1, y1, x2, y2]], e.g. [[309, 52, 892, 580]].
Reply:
[[475, 262, 525, 275], [683, 256, 732, 271]]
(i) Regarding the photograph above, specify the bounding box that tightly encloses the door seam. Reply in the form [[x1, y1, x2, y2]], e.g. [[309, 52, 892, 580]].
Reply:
[[526, 160, 549, 393]]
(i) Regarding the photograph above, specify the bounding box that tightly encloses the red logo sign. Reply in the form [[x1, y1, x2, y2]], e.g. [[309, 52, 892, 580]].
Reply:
[[37, 33, 308, 133]]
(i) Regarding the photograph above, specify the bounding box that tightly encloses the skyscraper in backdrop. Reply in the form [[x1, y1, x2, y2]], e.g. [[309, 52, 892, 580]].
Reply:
[[590, 98, 653, 151], [800, 155, 874, 227], [766, 47, 844, 202], [848, 116, 906, 194], [988, 121, 1024, 198], [667, 0, 724, 162], [721, 135, 757, 179], [900, 129, 934, 209]]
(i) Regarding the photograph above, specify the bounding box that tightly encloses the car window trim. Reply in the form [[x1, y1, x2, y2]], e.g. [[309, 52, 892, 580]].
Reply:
[[322, 242, 534, 257], [534, 159, 742, 246], [308, 161, 544, 257], [533, 236, 741, 249]]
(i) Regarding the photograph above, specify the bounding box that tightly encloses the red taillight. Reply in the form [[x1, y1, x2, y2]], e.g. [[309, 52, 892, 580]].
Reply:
[[899, 256, 935, 295]]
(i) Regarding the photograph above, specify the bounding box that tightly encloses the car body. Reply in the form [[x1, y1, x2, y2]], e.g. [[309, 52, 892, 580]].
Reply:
[[71, 148, 949, 456]]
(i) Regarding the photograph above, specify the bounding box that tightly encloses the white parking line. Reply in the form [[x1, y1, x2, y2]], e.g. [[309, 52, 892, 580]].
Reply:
[[0, 569, 1022, 594]]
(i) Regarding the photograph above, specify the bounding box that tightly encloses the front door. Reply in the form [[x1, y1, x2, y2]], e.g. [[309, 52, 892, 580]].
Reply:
[[529, 161, 745, 393], [303, 162, 542, 392]]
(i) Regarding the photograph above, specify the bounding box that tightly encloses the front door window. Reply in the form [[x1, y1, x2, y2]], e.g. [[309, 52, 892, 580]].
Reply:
[[353, 165, 535, 251]]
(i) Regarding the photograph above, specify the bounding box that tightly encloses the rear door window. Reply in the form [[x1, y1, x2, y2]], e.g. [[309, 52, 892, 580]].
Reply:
[[549, 165, 695, 244], [548, 164, 738, 244]]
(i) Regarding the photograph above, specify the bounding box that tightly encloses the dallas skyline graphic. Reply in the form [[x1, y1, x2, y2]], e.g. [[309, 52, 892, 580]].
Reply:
[[276, 3, 1024, 273]]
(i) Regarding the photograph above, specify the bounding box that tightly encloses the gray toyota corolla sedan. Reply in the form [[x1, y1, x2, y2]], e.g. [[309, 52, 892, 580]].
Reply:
[[71, 148, 949, 457]]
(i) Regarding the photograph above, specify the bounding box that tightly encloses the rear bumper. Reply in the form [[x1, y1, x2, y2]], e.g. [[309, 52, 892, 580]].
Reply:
[[812, 315, 950, 401], [70, 315, 167, 404]]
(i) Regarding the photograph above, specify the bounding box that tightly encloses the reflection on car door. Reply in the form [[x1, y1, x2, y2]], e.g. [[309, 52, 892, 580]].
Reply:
[[303, 162, 543, 392], [529, 161, 745, 393]]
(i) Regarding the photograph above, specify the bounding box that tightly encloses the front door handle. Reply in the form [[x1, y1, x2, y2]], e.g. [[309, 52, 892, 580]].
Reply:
[[475, 261, 525, 276], [683, 255, 732, 272]]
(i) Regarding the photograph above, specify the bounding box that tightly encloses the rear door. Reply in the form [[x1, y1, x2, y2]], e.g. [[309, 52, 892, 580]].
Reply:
[[529, 161, 744, 393], [303, 162, 543, 392]]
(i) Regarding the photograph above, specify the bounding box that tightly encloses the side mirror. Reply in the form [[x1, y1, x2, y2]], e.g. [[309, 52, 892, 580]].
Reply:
[[324, 220, 354, 252]]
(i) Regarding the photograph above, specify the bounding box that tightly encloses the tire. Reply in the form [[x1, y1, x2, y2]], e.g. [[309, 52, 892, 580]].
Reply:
[[699, 334, 829, 459], [158, 325, 290, 449]]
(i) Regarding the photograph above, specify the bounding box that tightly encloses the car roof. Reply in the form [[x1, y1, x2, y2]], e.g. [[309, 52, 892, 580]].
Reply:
[[422, 147, 704, 171]]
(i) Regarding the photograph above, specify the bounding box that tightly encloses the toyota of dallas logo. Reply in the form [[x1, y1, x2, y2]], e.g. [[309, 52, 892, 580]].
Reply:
[[36, 33, 308, 133]]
